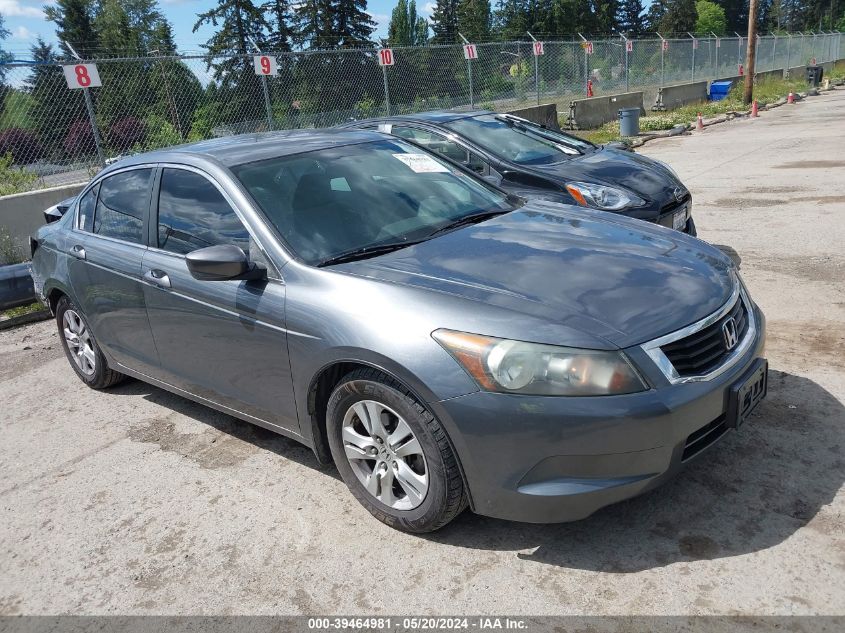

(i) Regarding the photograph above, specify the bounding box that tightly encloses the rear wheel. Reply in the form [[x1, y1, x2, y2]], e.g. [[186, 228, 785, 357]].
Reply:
[[56, 295, 126, 389], [326, 368, 466, 533]]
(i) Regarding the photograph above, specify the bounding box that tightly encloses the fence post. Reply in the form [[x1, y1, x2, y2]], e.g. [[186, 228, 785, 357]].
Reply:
[[786, 34, 791, 76], [247, 38, 274, 131], [688, 32, 696, 81], [382, 63, 391, 116], [64, 41, 105, 167], [621, 34, 629, 92], [458, 33, 474, 108], [528, 32, 540, 106], [713, 32, 719, 77], [658, 34, 666, 87]]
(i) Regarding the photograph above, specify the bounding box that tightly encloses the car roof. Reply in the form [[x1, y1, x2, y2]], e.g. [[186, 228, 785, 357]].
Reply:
[[105, 129, 389, 171]]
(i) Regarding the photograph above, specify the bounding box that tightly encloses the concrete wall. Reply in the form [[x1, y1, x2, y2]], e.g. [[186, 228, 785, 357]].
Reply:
[[755, 68, 786, 82], [0, 183, 85, 249], [566, 92, 645, 130], [653, 81, 708, 111], [506, 103, 560, 129]]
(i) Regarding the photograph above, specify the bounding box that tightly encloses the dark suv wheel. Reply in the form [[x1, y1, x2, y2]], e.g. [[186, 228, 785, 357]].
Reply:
[[326, 368, 466, 532]]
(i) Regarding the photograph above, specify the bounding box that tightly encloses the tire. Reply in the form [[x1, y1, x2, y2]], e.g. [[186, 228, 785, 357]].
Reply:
[[686, 216, 698, 237], [56, 295, 126, 390], [326, 368, 466, 533]]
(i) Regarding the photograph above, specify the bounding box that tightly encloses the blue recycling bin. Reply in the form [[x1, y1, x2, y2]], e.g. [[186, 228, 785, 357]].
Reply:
[[709, 80, 734, 101]]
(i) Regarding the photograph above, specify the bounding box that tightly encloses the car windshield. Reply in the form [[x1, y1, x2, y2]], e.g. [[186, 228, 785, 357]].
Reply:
[[444, 114, 594, 165], [232, 139, 515, 266]]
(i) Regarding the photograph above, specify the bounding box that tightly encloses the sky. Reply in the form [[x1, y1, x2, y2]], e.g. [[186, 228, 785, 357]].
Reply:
[[0, 0, 434, 58]]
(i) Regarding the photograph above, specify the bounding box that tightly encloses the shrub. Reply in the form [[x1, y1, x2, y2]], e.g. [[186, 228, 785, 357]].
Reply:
[[64, 120, 97, 158], [0, 152, 38, 197], [0, 128, 43, 164], [108, 116, 146, 152], [143, 114, 182, 151]]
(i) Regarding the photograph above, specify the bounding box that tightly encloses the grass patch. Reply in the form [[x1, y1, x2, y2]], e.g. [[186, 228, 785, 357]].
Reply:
[[569, 77, 809, 145], [1, 301, 45, 320]]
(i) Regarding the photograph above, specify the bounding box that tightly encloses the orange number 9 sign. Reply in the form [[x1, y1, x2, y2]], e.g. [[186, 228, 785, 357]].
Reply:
[[253, 55, 278, 76]]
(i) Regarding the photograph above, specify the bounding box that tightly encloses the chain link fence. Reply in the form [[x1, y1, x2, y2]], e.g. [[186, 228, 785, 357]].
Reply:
[[1, 32, 843, 192]]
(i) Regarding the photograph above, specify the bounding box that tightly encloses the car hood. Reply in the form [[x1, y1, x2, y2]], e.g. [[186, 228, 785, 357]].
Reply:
[[530, 146, 685, 206], [338, 202, 734, 349]]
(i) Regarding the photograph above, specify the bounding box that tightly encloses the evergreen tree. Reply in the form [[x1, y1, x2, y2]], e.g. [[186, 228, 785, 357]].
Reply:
[[121, 0, 165, 52], [293, 0, 335, 48], [431, 0, 460, 42], [457, 0, 492, 40], [617, 0, 645, 35], [493, 0, 528, 40], [657, 0, 697, 34], [594, 0, 620, 33], [263, 0, 294, 51], [387, 0, 428, 46], [96, 0, 138, 54], [0, 16, 12, 107], [194, 0, 269, 123], [26, 38, 83, 159], [335, 0, 376, 47], [45, 0, 99, 58]]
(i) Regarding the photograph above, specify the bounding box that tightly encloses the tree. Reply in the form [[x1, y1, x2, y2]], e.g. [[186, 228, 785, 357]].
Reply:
[[0, 15, 12, 105], [695, 0, 726, 34], [44, 0, 99, 58], [431, 0, 460, 42], [26, 38, 84, 159], [493, 0, 528, 40], [263, 0, 294, 51], [389, 0, 429, 45], [655, 0, 697, 33], [457, 0, 492, 40], [194, 0, 270, 124], [96, 0, 138, 54], [617, 0, 645, 36], [334, 0, 376, 46]]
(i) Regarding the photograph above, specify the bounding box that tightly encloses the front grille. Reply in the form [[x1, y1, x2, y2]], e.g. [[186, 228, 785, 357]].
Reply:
[[661, 297, 749, 377], [659, 192, 691, 214], [682, 414, 729, 461]]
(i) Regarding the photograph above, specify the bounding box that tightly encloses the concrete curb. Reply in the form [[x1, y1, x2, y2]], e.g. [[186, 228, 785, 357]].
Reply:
[[0, 307, 51, 331]]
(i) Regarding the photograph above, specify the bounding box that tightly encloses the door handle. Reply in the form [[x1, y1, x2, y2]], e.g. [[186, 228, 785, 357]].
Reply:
[[70, 245, 86, 260], [144, 269, 171, 289]]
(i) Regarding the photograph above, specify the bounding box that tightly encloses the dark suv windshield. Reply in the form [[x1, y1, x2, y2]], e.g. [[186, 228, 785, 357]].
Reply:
[[444, 115, 594, 165], [232, 139, 514, 265]]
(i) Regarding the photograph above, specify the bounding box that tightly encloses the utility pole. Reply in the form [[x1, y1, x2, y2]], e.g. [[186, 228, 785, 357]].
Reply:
[[744, 0, 760, 104]]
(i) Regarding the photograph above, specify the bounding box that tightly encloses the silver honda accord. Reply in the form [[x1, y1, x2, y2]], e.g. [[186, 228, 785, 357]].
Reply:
[[30, 130, 767, 532]]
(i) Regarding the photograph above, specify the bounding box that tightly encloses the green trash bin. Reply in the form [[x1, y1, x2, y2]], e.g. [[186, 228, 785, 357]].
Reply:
[[618, 107, 640, 137], [806, 66, 823, 87]]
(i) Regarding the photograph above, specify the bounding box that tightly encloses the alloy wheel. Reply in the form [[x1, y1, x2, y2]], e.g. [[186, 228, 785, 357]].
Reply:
[[341, 400, 429, 510], [62, 309, 96, 376]]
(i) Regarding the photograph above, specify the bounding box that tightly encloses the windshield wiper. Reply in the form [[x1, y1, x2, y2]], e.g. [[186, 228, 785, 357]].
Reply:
[[425, 209, 508, 238], [316, 240, 424, 267]]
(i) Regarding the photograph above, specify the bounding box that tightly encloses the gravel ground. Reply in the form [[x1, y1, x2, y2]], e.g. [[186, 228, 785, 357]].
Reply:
[[1, 90, 843, 617]]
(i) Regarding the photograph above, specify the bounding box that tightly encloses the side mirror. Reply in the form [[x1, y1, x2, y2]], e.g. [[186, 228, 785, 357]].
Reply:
[[185, 244, 266, 282]]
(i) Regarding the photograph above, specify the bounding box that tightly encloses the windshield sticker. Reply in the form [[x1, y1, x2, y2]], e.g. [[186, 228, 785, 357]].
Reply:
[[392, 153, 450, 173]]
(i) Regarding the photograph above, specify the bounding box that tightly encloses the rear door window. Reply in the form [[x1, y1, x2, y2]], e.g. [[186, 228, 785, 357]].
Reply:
[[77, 183, 99, 232], [92, 169, 153, 244]]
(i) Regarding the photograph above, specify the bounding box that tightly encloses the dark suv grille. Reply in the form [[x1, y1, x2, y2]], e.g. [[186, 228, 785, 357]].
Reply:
[[661, 297, 749, 377]]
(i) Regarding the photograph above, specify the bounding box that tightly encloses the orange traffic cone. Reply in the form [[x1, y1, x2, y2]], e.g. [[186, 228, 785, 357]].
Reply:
[[697, 113, 704, 130], [787, 92, 795, 104], [751, 100, 759, 117]]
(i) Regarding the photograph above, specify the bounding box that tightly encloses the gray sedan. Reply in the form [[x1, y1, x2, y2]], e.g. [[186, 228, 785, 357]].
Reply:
[[30, 130, 767, 532]]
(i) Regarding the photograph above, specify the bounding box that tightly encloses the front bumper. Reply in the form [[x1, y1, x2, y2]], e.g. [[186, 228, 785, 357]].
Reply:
[[433, 304, 766, 524]]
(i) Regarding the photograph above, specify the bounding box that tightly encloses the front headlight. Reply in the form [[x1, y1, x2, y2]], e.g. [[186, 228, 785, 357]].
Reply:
[[433, 330, 648, 396], [565, 182, 645, 211]]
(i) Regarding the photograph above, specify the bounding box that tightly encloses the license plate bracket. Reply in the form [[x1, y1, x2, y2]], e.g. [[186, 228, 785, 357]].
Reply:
[[727, 358, 768, 429]]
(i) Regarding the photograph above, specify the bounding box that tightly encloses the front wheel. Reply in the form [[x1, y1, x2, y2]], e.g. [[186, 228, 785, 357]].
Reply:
[[326, 368, 466, 533], [56, 295, 126, 389]]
